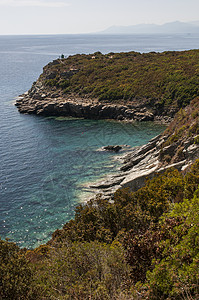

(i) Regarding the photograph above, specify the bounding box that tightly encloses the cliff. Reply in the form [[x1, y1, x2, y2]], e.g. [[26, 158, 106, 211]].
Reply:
[[16, 49, 199, 122]]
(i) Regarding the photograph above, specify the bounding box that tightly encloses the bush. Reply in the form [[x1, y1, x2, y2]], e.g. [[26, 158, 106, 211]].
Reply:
[[146, 195, 199, 299], [0, 238, 39, 299], [32, 241, 131, 299]]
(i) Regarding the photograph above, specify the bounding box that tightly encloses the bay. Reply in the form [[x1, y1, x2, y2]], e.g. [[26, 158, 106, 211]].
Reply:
[[1, 33, 199, 248]]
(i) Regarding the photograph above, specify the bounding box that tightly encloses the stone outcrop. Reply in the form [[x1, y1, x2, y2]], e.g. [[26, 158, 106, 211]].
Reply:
[[15, 78, 171, 122], [16, 92, 155, 122], [85, 133, 199, 199]]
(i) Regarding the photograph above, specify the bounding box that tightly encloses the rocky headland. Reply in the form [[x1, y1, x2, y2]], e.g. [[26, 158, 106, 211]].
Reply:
[[16, 50, 199, 124], [16, 49, 199, 123]]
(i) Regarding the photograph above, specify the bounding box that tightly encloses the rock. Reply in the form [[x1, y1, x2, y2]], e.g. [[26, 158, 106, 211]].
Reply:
[[117, 115, 124, 120], [124, 109, 135, 118], [90, 176, 125, 189], [121, 165, 158, 191], [103, 145, 122, 152], [134, 111, 154, 121]]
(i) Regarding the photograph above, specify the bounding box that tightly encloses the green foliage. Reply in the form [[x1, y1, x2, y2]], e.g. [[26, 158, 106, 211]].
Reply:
[[0, 238, 40, 299], [59, 79, 70, 89], [194, 135, 199, 144], [49, 160, 199, 299], [42, 50, 199, 111], [29, 241, 131, 299], [50, 160, 199, 248], [50, 169, 184, 247], [161, 98, 199, 159], [123, 217, 185, 284], [146, 195, 199, 299], [44, 78, 59, 87], [184, 159, 199, 200]]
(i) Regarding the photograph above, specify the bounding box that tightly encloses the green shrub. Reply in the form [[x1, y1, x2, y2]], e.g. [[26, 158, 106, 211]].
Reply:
[[0, 238, 40, 299], [194, 135, 199, 144], [146, 195, 199, 299], [32, 241, 131, 299]]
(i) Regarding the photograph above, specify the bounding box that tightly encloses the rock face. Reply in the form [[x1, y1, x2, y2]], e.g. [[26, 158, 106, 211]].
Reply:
[[16, 93, 155, 122], [15, 79, 170, 122]]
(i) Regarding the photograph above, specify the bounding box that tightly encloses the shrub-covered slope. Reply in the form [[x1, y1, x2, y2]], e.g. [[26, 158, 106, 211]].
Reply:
[[1, 160, 199, 299], [159, 97, 199, 165], [42, 50, 199, 112]]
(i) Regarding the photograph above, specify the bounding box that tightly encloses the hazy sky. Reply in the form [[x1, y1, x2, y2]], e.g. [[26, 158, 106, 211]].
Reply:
[[0, 0, 199, 35]]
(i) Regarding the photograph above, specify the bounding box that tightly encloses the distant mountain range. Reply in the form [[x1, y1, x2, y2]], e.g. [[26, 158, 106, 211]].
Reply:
[[98, 21, 199, 34]]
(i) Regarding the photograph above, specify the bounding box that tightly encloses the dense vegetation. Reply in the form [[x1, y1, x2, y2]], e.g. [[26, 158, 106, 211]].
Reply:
[[1, 159, 199, 299], [42, 50, 199, 113]]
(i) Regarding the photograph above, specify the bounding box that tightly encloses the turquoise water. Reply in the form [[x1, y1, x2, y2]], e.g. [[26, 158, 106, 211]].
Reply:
[[1, 34, 199, 248], [1, 115, 165, 248]]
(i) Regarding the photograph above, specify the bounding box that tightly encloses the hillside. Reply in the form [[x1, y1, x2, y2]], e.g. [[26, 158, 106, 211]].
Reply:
[[16, 49, 199, 122]]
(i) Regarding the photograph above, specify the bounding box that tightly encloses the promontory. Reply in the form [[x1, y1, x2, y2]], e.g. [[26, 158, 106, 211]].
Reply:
[[16, 49, 199, 123]]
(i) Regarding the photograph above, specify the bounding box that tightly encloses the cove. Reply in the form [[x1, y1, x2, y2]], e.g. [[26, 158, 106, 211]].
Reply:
[[1, 116, 165, 248]]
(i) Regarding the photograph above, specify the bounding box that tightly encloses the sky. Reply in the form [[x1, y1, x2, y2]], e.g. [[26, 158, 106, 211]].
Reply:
[[0, 0, 199, 35]]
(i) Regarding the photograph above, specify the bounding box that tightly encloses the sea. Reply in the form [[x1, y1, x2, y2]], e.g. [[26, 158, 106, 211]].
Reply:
[[1, 33, 199, 249]]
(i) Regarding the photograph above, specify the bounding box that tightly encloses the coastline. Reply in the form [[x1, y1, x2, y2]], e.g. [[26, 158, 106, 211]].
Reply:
[[79, 144, 134, 201], [82, 129, 199, 199], [15, 90, 173, 125], [15, 87, 199, 204]]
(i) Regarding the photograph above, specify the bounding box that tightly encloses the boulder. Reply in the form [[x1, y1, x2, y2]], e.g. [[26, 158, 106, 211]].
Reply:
[[103, 145, 122, 152]]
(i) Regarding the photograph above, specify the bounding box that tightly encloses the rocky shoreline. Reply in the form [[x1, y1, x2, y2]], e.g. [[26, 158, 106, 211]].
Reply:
[[84, 132, 199, 199], [15, 81, 173, 124]]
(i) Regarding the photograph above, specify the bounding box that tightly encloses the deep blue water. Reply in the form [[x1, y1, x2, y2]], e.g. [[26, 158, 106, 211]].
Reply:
[[1, 33, 199, 248]]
